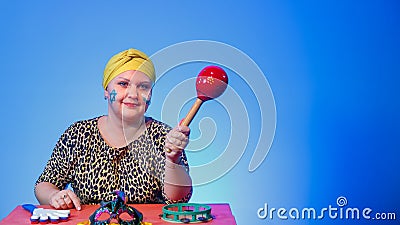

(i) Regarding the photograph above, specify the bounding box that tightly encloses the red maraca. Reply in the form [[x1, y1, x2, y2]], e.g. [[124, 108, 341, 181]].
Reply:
[[180, 65, 229, 126]]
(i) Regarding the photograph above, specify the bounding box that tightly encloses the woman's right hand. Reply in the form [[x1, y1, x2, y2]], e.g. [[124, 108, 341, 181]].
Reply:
[[49, 189, 81, 210]]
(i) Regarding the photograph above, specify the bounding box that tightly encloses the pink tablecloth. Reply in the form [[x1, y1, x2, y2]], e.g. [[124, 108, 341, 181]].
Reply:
[[0, 203, 236, 225]]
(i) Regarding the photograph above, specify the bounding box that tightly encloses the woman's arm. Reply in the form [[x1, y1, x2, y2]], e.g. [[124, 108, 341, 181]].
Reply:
[[35, 182, 81, 210], [35, 122, 83, 210], [164, 157, 192, 201], [164, 125, 193, 201], [35, 182, 60, 204]]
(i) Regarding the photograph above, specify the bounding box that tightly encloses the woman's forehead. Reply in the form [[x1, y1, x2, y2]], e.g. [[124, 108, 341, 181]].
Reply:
[[115, 70, 152, 82]]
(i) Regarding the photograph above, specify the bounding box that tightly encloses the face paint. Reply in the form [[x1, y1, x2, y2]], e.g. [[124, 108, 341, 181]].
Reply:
[[109, 89, 117, 104], [142, 94, 151, 105]]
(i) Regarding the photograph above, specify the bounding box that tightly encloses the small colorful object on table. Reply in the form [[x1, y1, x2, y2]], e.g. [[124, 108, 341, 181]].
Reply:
[[89, 190, 143, 225], [22, 204, 70, 224], [161, 203, 212, 223]]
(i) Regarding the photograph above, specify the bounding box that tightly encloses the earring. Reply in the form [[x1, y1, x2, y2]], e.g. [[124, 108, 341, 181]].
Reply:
[[104, 96, 108, 100]]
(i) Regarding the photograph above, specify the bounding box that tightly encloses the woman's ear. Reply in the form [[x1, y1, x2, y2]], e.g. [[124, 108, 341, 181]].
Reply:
[[104, 89, 109, 100]]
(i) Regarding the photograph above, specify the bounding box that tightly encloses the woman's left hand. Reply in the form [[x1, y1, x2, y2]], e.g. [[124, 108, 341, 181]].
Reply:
[[165, 126, 190, 163]]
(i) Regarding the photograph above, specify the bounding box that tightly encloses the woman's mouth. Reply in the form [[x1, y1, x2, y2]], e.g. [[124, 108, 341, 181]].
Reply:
[[123, 102, 140, 108]]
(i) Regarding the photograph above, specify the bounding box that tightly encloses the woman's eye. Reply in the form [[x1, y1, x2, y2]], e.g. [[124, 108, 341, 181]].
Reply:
[[139, 83, 151, 90], [118, 81, 128, 87]]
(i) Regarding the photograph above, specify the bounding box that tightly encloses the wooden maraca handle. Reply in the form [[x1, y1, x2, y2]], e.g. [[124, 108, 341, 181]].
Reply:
[[180, 98, 204, 126]]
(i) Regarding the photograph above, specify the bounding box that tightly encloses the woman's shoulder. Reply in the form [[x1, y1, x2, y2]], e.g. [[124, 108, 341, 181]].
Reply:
[[145, 117, 172, 134], [64, 116, 101, 133]]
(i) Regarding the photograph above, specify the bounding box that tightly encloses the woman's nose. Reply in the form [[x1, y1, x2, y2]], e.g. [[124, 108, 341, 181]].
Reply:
[[126, 85, 138, 98]]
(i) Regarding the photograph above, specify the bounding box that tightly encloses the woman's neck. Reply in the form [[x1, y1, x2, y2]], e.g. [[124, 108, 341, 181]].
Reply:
[[99, 114, 146, 148]]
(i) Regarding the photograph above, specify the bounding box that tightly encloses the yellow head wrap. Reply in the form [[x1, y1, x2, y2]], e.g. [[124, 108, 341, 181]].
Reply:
[[102, 48, 155, 89]]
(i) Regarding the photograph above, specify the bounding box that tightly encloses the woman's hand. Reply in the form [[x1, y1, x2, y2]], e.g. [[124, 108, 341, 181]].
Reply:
[[165, 125, 190, 163], [49, 189, 81, 210]]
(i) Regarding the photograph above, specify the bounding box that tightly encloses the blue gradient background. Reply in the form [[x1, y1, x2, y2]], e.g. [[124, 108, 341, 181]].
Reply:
[[0, 1, 399, 224]]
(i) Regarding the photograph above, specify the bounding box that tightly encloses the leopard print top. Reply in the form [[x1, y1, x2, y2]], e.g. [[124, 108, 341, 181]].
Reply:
[[35, 116, 192, 204]]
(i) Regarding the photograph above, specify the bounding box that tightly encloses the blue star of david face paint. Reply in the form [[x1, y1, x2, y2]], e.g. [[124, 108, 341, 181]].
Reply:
[[142, 95, 151, 105], [109, 89, 117, 104]]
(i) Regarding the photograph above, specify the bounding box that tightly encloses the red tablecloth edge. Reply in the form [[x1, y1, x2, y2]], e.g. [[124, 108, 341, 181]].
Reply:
[[0, 203, 237, 225]]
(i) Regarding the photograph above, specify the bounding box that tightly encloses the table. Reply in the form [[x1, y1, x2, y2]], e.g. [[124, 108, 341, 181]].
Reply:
[[0, 203, 236, 225]]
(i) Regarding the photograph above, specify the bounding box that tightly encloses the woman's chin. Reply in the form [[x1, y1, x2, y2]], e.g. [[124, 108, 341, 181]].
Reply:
[[121, 111, 145, 123]]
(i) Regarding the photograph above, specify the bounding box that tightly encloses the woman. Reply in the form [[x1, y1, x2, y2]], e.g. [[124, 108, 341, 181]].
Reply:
[[35, 48, 192, 210]]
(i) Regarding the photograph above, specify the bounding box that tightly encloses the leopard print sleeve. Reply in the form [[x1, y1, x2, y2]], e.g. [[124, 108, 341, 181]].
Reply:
[[35, 122, 78, 190]]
